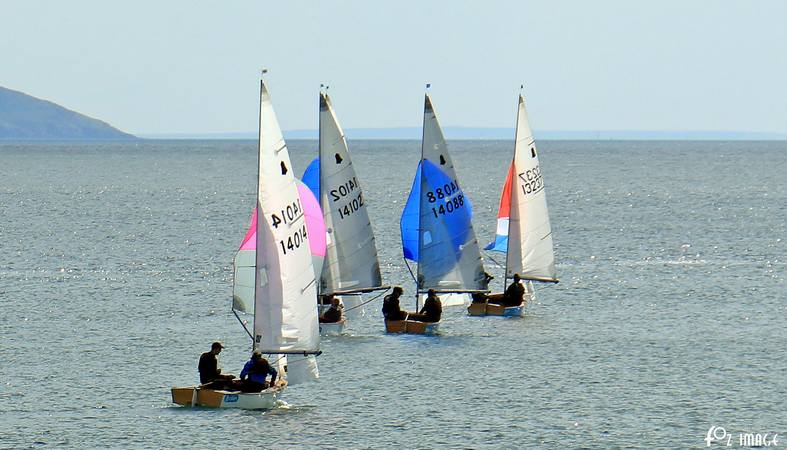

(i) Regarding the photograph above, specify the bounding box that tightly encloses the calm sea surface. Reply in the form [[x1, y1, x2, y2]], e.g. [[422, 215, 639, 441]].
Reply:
[[1, 140, 785, 448]]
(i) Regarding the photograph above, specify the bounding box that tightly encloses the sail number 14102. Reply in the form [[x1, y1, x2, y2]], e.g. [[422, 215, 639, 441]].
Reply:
[[330, 176, 366, 220]]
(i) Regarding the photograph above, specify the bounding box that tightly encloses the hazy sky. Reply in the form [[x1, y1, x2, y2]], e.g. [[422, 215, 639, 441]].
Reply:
[[3, 1, 786, 135]]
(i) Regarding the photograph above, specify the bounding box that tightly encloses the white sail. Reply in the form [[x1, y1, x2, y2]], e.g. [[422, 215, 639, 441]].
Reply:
[[506, 94, 557, 282], [318, 92, 383, 294], [402, 93, 485, 293], [232, 210, 257, 313], [254, 81, 319, 383]]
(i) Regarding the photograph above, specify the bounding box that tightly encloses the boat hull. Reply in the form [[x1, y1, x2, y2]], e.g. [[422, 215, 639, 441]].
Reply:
[[384, 319, 439, 335], [467, 301, 524, 317], [319, 319, 346, 335], [171, 385, 282, 409]]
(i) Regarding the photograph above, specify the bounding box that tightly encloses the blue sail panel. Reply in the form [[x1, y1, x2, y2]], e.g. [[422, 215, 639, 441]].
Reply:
[[485, 236, 508, 252], [400, 163, 422, 261], [301, 157, 320, 200], [418, 159, 474, 272]]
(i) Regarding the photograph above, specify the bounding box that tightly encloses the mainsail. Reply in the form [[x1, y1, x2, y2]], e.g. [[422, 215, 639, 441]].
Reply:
[[302, 92, 383, 295], [488, 94, 557, 283], [252, 80, 320, 383], [401, 93, 486, 293]]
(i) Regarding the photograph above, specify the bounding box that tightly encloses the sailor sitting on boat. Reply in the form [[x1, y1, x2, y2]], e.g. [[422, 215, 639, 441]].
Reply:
[[238, 351, 278, 392], [382, 286, 407, 321], [408, 289, 442, 323], [500, 273, 525, 307], [198, 341, 236, 389], [319, 295, 344, 323]]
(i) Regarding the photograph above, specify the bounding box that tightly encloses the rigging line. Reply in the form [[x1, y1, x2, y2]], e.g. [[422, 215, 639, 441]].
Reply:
[[233, 309, 254, 341], [483, 251, 505, 268], [403, 257, 417, 284], [342, 287, 392, 313]]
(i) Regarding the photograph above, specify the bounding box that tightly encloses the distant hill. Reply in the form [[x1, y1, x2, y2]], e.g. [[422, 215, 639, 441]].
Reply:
[[0, 86, 135, 140]]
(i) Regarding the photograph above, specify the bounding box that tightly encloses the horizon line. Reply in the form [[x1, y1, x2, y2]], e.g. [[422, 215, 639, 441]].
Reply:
[[137, 127, 787, 141]]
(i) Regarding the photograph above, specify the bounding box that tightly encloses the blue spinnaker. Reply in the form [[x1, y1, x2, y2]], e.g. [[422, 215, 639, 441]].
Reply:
[[400, 162, 422, 261], [400, 159, 474, 279], [301, 157, 320, 201]]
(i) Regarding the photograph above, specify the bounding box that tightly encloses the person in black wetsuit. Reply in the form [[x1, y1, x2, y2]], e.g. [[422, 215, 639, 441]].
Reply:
[[382, 286, 407, 321], [502, 273, 526, 307], [410, 289, 442, 322], [319, 296, 344, 323], [198, 341, 235, 388]]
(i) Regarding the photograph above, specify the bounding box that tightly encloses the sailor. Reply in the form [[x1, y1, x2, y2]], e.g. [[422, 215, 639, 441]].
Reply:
[[239, 351, 278, 392], [382, 286, 407, 321], [319, 293, 334, 306], [319, 296, 344, 323], [198, 341, 235, 387], [502, 273, 526, 307], [412, 289, 442, 322]]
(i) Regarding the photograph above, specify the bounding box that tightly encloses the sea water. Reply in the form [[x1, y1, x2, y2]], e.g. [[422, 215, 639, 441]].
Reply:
[[1, 140, 784, 448]]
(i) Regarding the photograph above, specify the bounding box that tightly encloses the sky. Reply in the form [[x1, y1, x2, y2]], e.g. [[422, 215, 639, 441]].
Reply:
[[2, 0, 786, 136]]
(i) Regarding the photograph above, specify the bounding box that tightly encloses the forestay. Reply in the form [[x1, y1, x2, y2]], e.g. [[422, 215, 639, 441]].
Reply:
[[401, 94, 486, 293]]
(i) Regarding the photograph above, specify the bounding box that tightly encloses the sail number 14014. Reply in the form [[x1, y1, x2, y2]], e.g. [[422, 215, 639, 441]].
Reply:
[[278, 224, 308, 255], [269, 199, 309, 255]]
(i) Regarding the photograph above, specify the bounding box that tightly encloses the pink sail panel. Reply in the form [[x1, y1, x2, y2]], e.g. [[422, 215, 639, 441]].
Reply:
[[239, 208, 258, 250], [297, 181, 327, 258], [485, 161, 514, 252], [238, 185, 326, 258]]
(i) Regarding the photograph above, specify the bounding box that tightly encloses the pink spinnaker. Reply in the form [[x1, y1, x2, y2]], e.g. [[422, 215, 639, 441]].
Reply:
[[238, 182, 327, 258]]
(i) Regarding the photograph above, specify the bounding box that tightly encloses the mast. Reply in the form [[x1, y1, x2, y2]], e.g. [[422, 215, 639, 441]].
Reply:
[[415, 84, 431, 310], [252, 69, 266, 345], [317, 86, 325, 300], [503, 88, 522, 291]]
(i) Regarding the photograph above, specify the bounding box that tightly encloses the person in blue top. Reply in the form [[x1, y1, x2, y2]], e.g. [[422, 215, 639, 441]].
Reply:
[[238, 351, 278, 392]]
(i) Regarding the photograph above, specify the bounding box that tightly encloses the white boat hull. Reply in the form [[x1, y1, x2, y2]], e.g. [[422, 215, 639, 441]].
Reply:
[[171, 385, 283, 409], [319, 319, 346, 336]]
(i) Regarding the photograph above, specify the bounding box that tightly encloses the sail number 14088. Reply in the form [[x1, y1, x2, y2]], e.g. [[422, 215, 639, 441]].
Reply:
[[427, 179, 465, 218]]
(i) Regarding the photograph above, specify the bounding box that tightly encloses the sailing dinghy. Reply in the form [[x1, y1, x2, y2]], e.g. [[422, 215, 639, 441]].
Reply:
[[392, 89, 488, 334], [302, 89, 387, 334], [171, 73, 321, 409], [469, 91, 558, 317]]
